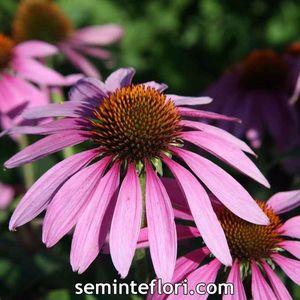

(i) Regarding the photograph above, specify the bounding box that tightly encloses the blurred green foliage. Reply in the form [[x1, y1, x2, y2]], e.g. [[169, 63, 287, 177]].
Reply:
[[0, 0, 300, 299]]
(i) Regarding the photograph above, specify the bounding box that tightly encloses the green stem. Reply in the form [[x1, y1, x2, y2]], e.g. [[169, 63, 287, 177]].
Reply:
[[51, 88, 75, 158], [18, 135, 34, 189]]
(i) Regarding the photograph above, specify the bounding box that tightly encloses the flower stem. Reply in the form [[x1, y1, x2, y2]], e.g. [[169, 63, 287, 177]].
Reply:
[[18, 135, 34, 189]]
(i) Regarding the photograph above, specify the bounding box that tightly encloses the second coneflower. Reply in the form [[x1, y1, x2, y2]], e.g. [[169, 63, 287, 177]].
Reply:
[[5, 68, 270, 281], [13, 0, 123, 78]]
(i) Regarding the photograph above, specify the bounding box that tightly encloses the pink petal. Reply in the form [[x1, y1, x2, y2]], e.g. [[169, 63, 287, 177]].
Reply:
[[179, 120, 255, 155], [148, 247, 210, 300], [109, 163, 142, 278], [60, 45, 100, 78], [9, 149, 98, 230], [12, 57, 66, 85], [223, 260, 246, 300], [163, 156, 232, 266], [271, 253, 300, 285], [145, 162, 177, 282], [22, 102, 86, 119], [5, 130, 89, 168], [7, 118, 85, 136], [14, 41, 58, 58], [142, 81, 168, 92], [168, 94, 212, 106], [69, 77, 108, 102], [182, 131, 269, 187], [251, 261, 276, 300], [79, 46, 111, 60], [43, 156, 111, 247], [262, 261, 292, 300], [280, 240, 300, 260], [73, 25, 123, 45], [267, 190, 300, 214], [0, 183, 14, 210], [172, 147, 269, 225], [71, 163, 120, 273], [105, 68, 135, 93], [161, 178, 192, 221], [0, 75, 30, 113], [281, 216, 300, 239], [178, 259, 221, 300], [4, 74, 48, 108], [179, 107, 241, 122]]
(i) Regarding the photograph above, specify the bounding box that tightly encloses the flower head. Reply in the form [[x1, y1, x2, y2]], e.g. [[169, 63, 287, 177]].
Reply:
[[12, 0, 123, 78], [4, 68, 270, 281], [204, 49, 299, 150], [150, 185, 300, 299]]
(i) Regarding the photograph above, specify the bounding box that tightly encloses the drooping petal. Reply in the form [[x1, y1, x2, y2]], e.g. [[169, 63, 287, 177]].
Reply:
[[71, 163, 120, 273], [22, 102, 87, 119], [9, 149, 98, 230], [73, 25, 123, 45], [0, 183, 14, 210], [179, 107, 241, 122], [4, 74, 48, 108], [168, 94, 212, 106], [145, 162, 177, 282], [223, 260, 246, 300], [271, 254, 300, 285], [78, 46, 111, 60], [251, 261, 276, 300], [181, 131, 269, 187], [179, 120, 255, 155], [68, 77, 108, 102], [109, 163, 142, 278], [60, 45, 100, 78], [262, 261, 293, 300], [280, 240, 300, 260], [43, 156, 111, 247], [163, 156, 232, 266], [171, 147, 269, 225], [14, 41, 58, 58], [177, 259, 221, 300], [105, 68, 135, 93], [267, 190, 300, 214], [6, 118, 86, 136], [281, 216, 300, 239], [142, 81, 168, 92], [12, 57, 66, 85], [5, 130, 90, 168]]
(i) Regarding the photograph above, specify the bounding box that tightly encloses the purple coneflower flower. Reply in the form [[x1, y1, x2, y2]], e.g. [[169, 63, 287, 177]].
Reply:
[[148, 182, 300, 299], [13, 0, 123, 79], [0, 34, 75, 130], [4, 68, 269, 281], [0, 182, 14, 210], [204, 49, 299, 150]]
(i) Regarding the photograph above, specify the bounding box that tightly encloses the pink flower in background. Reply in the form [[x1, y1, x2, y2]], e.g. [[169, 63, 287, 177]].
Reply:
[[13, 0, 123, 79], [203, 49, 299, 151], [0, 34, 77, 130], [147, 183, 300, 299], [4, 68, 269, 281], [0, 183, 14, 210]]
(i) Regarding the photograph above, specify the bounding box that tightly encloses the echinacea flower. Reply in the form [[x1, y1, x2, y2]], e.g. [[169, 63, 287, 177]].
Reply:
[[148, 182, 300, 299], [0, 182, 14, 210], [13, 0, 123, 79], [203, 49, 299, 150], [4, 68, 270, 281], [0, 33, 77, 130]]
